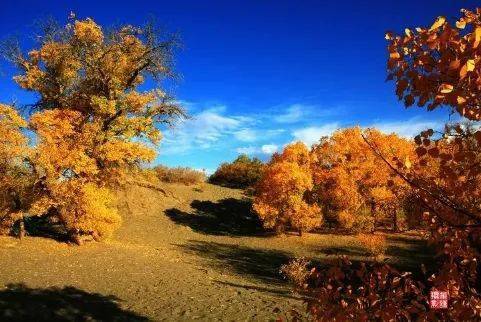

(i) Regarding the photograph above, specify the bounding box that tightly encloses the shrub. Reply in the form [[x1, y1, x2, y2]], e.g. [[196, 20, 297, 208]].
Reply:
[[154, 165, 206, 185], [293, 258, 432, 321], [356, 233, 387, 258], [48, 182, 122, 242], [280, 258, 311, 287], [209, 154, 264, 189]]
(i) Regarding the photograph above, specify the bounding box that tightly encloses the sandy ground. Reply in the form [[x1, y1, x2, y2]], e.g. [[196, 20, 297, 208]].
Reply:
[[0, 183, 430, 321]]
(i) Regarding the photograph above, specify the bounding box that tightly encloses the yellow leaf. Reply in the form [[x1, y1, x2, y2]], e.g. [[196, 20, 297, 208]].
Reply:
[[404, 157, 412, 169], [439, 83, 454, 93], [467, 59, 475, 72], [405, 28, 412, 37], [457, 96, 467, 105], [429, 16, 446, 31], [474, 27, 481, 48], [456, 19, 466, 29]]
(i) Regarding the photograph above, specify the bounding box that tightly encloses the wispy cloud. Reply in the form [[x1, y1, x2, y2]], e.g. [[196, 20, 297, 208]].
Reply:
[[291, 123, 340, 146], [233, 128, 258, 142], [161, 107, 249, 155], [274, 104, 307, 123], [261, 144, 278, 154], [272, 103, 341, 124], [233, 128, 285, 142]]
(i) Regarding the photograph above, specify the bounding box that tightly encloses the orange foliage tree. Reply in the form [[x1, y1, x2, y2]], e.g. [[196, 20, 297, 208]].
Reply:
[[311, 127, 414, 231], [0, 16, 184, 243], [253, 142, 321, 235]]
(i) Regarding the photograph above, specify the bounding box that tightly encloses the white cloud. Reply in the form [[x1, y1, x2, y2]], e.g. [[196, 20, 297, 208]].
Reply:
[[274, 104, 307, 123], [236, 144, 278, 155], [371, 119, 444, 138], [233, 128, 257, 142], [161, 107, 248, 155], [233, 128, 285, 142], [273, 103, 340, 124], [261, 144, 278, 154], [292, 123, 340, 146]]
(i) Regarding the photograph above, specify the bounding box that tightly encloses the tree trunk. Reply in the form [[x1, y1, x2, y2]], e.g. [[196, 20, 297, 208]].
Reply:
[[393, 211, 399, 232], [18, 215, 25, 240], [69, 229, 83, 245]]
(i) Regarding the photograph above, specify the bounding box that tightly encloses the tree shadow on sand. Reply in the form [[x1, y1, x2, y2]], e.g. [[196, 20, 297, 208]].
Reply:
[[165, 198, 265, 237], [177, 240, 292, 284], [313, 236, 435, 276], [0, 283, 147, 322]]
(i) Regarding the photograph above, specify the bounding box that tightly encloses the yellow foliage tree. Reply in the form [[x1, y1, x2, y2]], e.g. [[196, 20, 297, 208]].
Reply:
[[253, 142, 321, 235], [311, 127, 414, 231], [1, 16, 184, 242]]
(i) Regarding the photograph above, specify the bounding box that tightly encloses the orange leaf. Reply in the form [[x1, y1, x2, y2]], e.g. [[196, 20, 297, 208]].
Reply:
[[390, 52, 401, 59], [460, 63, 468, 79], [448, 59, 461, 70]]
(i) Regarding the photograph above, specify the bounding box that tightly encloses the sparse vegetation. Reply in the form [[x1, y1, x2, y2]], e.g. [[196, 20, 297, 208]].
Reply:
[[153, 165, 206, 185], [280, 257, 311, 286], [209, 154, 265, 189]]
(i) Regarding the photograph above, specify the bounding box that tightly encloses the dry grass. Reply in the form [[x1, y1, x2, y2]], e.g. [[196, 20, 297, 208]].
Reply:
[[152, 165, 206, 185], [357, 233, 387, 258]]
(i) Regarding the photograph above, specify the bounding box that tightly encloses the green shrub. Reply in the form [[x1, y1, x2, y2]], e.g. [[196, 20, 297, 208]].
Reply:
[[209, 154, 265, 189]]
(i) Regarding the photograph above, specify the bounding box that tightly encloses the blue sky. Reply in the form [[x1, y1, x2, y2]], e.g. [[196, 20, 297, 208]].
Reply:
[[0, 1, 477, 173]]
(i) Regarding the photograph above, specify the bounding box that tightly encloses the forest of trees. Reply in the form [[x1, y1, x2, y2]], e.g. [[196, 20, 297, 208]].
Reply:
[[253, 128, 417, 235]]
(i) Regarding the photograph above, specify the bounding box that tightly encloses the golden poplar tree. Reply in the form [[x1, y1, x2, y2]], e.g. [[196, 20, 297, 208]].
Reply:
[[1, 16, 184, 243], [253, 142, 321, 235], [311, 127, 414, 231]]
